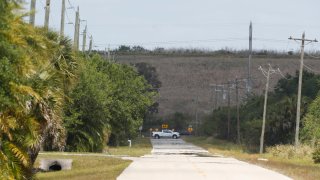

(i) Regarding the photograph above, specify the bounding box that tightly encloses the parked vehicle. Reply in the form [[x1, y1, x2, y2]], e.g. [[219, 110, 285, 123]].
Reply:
[[152, 129, 180, 139], [178, 130, 192, 136]]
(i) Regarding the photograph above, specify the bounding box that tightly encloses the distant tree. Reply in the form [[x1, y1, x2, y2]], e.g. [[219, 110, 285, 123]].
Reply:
[[134, 62, 161, 124], [134, 62, 161, 91], [275, 71, 320, 99], [154, 47, 165, 53], [168, 112, 191, 131], [132, 46, 147, 52], [117, 45, 131, 52]]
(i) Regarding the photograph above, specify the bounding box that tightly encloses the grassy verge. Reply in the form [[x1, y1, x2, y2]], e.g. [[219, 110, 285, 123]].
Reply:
[[184, 136, 320, 180], [35, 154, 130, 180], [35, 137, 152, 179], [105, 137, 152, 157]]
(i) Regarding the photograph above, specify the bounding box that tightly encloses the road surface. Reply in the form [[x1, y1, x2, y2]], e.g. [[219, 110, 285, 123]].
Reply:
[[117, 138, 291, 180]]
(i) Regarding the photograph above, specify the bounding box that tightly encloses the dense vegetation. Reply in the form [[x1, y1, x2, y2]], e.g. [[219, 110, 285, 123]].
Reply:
[[201, 71, 320, 152], [0, 1, 155, 179]]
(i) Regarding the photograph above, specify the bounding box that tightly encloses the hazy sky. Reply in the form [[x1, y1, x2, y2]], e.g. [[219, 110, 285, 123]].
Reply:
[[25, 0, 320, 51]]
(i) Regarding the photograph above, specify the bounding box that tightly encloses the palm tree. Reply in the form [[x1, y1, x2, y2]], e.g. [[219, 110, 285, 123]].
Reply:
[[0, 1, 77, 178]]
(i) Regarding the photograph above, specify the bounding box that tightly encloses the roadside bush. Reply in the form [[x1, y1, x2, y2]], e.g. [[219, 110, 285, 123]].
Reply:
[[266, 144, 313, 159], [312, 148, 320, 163]]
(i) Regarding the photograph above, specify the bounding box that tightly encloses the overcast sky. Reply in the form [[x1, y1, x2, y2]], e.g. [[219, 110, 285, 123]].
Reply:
[[25, 0, 320, 51]]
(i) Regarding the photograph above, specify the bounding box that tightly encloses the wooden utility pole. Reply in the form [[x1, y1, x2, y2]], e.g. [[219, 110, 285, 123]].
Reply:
[[258, 64, 278, 154], [248, 21, 253, 93], [29, 0, 36, 26], [260, 68, 270, 154], [60, 0, 66, 36], [227, 81, 231, 139], [44, 0, 51, 29], [82, 25, 87, 52], [289, 33, 318, 147], [210, 87, 214, 112], [107, 45, 111, 60], [104, 47, 107, 59], [194, 95, 199, 136], [235, 78, 240, 144], [88, 35, 93, 54], [210, 84, 223, 110], [215, 87, 219, 109], [73, 7, 80, 51]]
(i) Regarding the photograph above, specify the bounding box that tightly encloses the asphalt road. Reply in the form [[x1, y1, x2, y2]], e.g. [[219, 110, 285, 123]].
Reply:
[[117, 138, 291, 180]]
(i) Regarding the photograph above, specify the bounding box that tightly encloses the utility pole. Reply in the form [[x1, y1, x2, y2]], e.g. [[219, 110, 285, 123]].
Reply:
[[215, 87, 219, 109], [88, 35, 93, 54], [104, 47, 107, 59], [227, 81, 231, 139], [258, 64, 279, 154], [248, 21, 253, 93], [195, 95, 199, 136], [289, 33, 318, 147], [44, 0, 51, 30], [29, 0, 36, 26], [82, 25, 87, 52], [73, 6, 80, 51], [60, 0, 66, 37], [235, 78, 240, 144], [210, 87, 214, 112], [210, 84, 224, 110], [108, 45, 111, 60], [260, 67, 270, 154]]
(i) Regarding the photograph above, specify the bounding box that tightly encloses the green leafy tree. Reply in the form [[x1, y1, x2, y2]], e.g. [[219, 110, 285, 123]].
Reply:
[[64, 56, 111, 152], [101, 61, 155, 146], [302, 96, 320, 147], [64, 55, 155, 149]]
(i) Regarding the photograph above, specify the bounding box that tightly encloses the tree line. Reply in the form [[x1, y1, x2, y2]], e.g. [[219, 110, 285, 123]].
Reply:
[[201, 71, 320, 153], [0, 1, 155, 179], [95, 45, 320, 59]]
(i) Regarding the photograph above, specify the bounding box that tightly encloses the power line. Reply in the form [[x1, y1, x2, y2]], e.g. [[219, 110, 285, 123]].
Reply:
[[304, 63, 320, 73], [94, 37, 294, 48], [305, 52, 320, 59]]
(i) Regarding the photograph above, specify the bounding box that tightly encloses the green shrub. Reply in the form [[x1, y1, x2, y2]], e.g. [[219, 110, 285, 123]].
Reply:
[[312, 148, 320, 163]]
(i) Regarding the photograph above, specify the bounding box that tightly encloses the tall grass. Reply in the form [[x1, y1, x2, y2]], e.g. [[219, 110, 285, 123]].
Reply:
[[266, 144, 313, 160]]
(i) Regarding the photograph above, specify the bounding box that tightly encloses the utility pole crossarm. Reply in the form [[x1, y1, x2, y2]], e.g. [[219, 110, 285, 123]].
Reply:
[[288, 36, 318, 42]]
